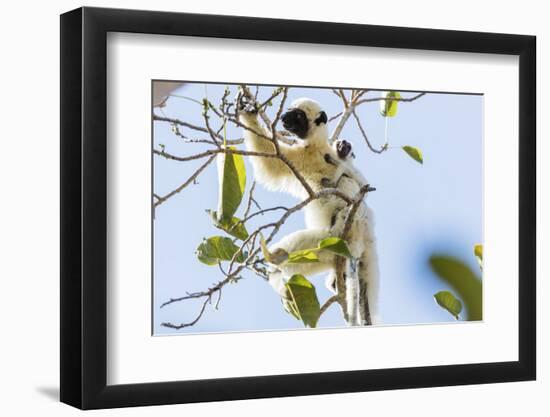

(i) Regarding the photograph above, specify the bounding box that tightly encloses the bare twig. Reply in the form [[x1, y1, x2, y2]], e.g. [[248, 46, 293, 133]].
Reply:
[[352, 89, 369, 101], [154, 155, 216, 208], [154, 114, 222, 140], [332, 89, 348, 107], [320, 295, 339, 317], [330, 88, 354, 144], [330, 107, 355, 144], [269, 87, 288, 140], [245, 262, 269, 281], [169, 94, 203, 105], [352, 110, 387, 154], [161, 297, 210, 329], [331, 91, 425, 144], [154, 147, 280, 162], [328, 112, 343, 122], [155, 148, 218, 162], [258, 88, 284, 110], [160, 274, 242, 309], [169, 123, 216, 146], [251, 197, 262, 211], [239, 85, 296, 145], [202, 104, 222, 148], [243, 181, 257, 221], [239, 206, 290, 225], [355, 92, 426, 106]]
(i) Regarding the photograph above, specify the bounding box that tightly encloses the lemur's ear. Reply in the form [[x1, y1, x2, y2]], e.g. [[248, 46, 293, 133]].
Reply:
[[314, 111, 328, 126]]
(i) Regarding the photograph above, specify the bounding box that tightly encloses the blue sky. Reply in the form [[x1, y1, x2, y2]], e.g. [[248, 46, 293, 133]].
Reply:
[[153, 82, 482, 335]]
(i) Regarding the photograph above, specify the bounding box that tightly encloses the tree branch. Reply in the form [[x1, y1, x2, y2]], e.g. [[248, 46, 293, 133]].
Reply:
[[331, 91, 425, 144], [330, 107, 354, 144], [154, 147, 281, 162], [352, 110, 387, 154], [355, 91, 426, 106], [154, 114, 221, 139], [242, 181, 258, 221], [230, 87, 316, 198], [320, 295, 339, 317], [154, 154, 216, 208], [161, 296, 211, 330], [239, 85, 296, 146]]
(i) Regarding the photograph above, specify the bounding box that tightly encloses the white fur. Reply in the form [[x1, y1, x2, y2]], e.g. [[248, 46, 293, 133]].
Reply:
[[239, 97, 379, 323]]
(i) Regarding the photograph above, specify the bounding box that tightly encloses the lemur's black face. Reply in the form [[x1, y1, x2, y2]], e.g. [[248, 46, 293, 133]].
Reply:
[[281, 108, 309, 139], [281, 108, 328, 139], [336, 140, 354, 159]]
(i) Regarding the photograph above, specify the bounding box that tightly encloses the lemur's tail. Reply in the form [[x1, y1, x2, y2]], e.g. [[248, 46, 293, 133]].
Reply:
[[358, 242, 380, 325], [323, 204, 380, 325], [325, 245, 380, 326]]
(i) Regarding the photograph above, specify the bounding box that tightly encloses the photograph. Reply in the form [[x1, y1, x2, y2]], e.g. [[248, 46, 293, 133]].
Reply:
[[53, 4, 537, 411], [152, 81, 483, 335]]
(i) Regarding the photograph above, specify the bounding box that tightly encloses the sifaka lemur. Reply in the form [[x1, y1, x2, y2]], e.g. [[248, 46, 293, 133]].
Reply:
[[237, 92, 379, 324]]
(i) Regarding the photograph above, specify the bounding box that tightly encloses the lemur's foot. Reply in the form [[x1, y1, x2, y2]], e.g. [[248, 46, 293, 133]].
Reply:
[[321, 177, 336, 188], [236, 87, 258, 114]]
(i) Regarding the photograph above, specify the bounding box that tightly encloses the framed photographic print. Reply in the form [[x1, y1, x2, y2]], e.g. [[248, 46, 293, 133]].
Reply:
[[60, 6, 536, 410]]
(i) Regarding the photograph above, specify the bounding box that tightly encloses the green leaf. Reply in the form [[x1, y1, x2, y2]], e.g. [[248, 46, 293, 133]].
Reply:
[[380, 91, 401, 117], [284, 274, 321, 328], [287, 249, 320, 264], [283, 298, 301, 321], [216, 147, 246, 223], [434, 290, 463, 320], [402, 146, 423, 164], [430, 255, 483, 321], [318, 237, 353, 258], [263, 236, 354, 269], [474, 244, 483, 269], [207, 210, 249, 241], [219, 218, 249, 241], [196, 236, 245, 266], [259, 234, 271, 261], [285, 237, 353, 264]]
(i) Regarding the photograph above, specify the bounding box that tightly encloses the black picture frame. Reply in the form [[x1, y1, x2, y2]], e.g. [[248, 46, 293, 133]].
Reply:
[[60, 6, 536, 410]]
